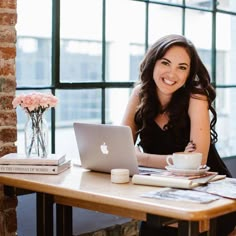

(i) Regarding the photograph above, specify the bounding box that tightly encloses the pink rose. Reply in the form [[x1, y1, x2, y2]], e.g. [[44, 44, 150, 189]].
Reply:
[[12, 92, 58, 113]]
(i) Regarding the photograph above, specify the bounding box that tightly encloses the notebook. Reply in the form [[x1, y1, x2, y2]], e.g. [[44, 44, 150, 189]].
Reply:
[[73, 122, 162, 176]]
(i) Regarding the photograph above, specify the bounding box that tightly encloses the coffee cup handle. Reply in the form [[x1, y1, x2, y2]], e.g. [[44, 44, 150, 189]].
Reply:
[[166, 155, 173, 166]]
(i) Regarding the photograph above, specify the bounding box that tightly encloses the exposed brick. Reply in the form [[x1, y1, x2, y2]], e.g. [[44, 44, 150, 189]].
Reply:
[[0, 59, 15, 76], [0, 13, 17, 25], [0, 186, 4, 200], [121, 220, 139, 236], [0, 145, 17, 157], [79, 220, 140, 236], [0, 127, 17, 142], [0, 195, 17, 234], [0, 47, 16, 59], [5, 208, 17, 233], [0, 196, 17, 211], [0, 213, 4, 236], [0, 0, 16, 9], [0, 200, 3, 211], [0, 0, 17, 235], [0, 77, 16, 93], [0, 95, 15, 109], [0, 27, 16, 43], [0, 111, 17, 126]]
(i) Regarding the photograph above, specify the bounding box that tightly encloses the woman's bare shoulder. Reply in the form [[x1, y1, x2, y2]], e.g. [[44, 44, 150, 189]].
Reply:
[[189, 93, 209, 114], [133, 84, 141, 95], [190, 93, 208, 101], [190, 93, 208, 102]]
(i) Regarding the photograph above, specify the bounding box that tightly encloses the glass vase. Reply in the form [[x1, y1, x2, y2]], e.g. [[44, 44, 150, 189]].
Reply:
[[24, 112, 48, 158]]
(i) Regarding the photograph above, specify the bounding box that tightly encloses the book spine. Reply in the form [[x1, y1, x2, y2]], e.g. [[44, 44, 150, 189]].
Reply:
[[0, 165, 60, 174], [0, 153, 66, 165], [0, 158, 66, 166]]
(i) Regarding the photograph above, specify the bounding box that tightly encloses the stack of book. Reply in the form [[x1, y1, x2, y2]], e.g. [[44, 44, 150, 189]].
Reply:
[[0, 153, 71, 175]]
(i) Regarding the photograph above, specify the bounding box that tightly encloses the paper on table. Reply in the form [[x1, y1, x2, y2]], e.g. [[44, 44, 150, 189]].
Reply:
[[195, 178, 236, 199], [132, 174, 199, 189], [141, 188, 220, 204]]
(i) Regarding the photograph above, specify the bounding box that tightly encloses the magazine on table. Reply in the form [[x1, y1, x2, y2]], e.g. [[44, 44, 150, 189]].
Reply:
[[194, 178, 236, 199], [151, 169, 218, 180], [141, 188, 221, 204]]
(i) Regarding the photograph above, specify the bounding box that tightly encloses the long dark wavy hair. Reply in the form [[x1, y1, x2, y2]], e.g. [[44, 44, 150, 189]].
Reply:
[[134, 34, 218, 144]]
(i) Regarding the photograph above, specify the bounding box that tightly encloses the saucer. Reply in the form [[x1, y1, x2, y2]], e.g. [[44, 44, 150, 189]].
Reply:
[[165, 165, 210, 176]]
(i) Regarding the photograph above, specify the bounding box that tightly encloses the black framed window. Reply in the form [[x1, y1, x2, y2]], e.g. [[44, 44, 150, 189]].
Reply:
[[16, 0, 236, 159]]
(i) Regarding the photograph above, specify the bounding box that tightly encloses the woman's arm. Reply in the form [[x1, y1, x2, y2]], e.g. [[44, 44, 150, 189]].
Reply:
[[135, 146, 170, 168], [122, 86, 170, 169], [188, 95, 211, 165], [136, 96, 211, 168], [121, 86, 140, 142]]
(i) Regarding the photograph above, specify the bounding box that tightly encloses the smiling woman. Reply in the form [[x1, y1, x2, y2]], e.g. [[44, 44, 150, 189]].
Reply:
[[153, 46, 190, 96], [121, 34, 236, 236], [122, 34, 215, 169]]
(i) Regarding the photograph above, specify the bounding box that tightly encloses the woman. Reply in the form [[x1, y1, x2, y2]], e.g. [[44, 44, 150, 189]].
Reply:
[[122, 34, 235, 236]]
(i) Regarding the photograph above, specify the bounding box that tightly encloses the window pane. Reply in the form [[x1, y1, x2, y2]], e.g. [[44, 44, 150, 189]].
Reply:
[[55, 89, 102, 159], [60, 0, 103, 82], [216, 88, 236, 157], [105, 88, 132, 125], [150, 0, 182, 4], [185, 0, 213, 10], [148, 4, 182, 45], [130, 44, 145, 82], [57, 89, 102, 123], [215, 13, 236, 158], [185, 10, 212, 49], [106, 0, 146, 82], [217, 0, 236, 12], [216, 13, 236, 86], [185, 10, 212, 77], [16, 0, 52, 86]]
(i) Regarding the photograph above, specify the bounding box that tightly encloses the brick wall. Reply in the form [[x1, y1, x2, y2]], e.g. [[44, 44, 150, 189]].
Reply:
[[78, 219, 139, 236], [0, 0, 18, 235]]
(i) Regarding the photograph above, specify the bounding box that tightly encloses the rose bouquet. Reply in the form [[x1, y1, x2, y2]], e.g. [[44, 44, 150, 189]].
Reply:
[[12, 92, 58, 158], [12, 92, 58, 113]]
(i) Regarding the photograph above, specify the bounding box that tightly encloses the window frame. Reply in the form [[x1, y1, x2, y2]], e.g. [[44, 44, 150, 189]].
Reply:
[[16, 0, 236, 157]]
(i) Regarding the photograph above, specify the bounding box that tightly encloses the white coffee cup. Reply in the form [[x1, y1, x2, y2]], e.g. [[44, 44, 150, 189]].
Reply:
[[166, 152, 202, 169]]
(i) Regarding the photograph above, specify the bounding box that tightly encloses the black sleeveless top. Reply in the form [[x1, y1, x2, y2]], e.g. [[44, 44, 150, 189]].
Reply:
[[138, 120, 232, 177], [138, 120, 235, 235]]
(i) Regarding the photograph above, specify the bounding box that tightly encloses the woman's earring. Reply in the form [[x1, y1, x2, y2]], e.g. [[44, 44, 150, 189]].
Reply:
[[194, 75, 200, 82], [193, 75, 200, 86]]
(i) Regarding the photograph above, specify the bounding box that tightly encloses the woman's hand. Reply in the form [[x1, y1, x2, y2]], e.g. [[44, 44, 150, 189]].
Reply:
[[184, 140, 196, 152]]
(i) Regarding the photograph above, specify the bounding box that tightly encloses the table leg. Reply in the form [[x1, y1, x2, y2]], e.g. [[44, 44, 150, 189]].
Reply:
[[208, 218, 217, 236], [36, 192, 54, 236], [178, 221, 199, 236], [146, 214, 178, 228], [56, 204, 73, 236], [3, 186, 15, 196]]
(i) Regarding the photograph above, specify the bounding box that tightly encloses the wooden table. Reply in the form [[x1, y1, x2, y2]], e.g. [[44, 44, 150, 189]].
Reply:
[[0, 166, 236, 236]]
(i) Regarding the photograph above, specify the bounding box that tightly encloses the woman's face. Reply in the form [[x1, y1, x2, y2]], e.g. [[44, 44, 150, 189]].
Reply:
[[153, 46, 190, 96]]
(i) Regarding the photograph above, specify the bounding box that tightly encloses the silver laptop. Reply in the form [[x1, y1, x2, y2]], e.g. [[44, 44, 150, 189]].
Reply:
[[73, 122, 162, 176]]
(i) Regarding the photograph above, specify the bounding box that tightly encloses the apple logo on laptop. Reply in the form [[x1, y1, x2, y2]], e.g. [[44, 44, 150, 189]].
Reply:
[[100, 142, 109, 155]]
